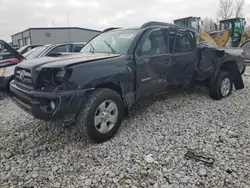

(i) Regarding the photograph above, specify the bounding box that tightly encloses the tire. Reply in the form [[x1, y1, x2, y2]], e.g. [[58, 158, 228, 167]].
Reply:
[[76, 88, 124, 143], [242, 42, 250, 61], [209, 71, 233, 100]]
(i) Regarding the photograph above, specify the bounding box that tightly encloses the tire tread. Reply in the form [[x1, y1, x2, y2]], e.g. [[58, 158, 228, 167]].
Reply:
[[75, 88, 123, 142]]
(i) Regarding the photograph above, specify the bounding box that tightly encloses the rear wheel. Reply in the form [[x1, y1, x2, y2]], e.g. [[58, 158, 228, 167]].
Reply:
[[76, 88, 124, 143], [242, 42, 250, 61], [209, 71, 233, 100]]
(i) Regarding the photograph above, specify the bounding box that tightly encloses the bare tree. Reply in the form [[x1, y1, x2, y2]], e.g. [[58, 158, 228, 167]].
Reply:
[[218, 0, 234, 19], [202, 17, 217, 32], [235, 0, 245, 17], [218, 0, 245, 19]]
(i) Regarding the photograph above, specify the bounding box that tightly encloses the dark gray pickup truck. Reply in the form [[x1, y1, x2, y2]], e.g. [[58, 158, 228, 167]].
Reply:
[[10, 22, 245, 142]]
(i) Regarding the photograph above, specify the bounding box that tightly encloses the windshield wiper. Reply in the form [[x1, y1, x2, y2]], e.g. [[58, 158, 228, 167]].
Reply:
[[89, 43, 95, 53], [104, 41, 116, 54]]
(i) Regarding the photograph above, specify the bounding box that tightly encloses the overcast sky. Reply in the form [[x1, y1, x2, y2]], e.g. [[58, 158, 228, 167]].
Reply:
[[0, 0, 250, 42]]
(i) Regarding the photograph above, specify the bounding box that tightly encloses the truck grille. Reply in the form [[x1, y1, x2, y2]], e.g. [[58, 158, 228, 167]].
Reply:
[[15, 68, 33, 90]]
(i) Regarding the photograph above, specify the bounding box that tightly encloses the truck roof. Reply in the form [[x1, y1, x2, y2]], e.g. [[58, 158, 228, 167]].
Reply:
[[219, 17, 245, 22], [103, 21, 196, 33]]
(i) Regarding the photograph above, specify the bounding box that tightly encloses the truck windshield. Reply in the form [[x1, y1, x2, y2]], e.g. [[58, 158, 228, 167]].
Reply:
[[81, 29, 139, 54]]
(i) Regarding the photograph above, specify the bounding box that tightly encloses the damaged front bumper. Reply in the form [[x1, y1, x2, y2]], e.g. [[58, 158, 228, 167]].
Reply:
[[10, 81, 90, 121]]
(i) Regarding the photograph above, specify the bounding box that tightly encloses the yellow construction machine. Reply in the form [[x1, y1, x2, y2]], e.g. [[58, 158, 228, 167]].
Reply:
[[173, 17, 250, 61]]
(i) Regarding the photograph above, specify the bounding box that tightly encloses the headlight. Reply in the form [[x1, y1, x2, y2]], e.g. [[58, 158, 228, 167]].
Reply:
[[0, 68, 7, 76], [38, 68, 72, 90], [54, 68, 66, 84], [54, 68, 71, 85], [35, 68, 72, 90]]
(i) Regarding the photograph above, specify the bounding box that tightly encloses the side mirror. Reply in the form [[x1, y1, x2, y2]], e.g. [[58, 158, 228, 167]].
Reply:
[[244, 20, 246, 25]]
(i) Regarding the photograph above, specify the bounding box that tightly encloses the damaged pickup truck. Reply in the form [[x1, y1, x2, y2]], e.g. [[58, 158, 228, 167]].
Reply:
[[10, 22, 245, 142]]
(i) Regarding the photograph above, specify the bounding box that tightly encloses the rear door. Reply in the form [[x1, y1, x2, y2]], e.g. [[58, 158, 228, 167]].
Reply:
[[167, 29, 197, 85], [135, 28, 172, 99]]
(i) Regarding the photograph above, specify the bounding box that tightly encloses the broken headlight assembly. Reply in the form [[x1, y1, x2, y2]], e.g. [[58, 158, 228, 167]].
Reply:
[[54, 68, 71, 85], [37, 68, 72, 89]]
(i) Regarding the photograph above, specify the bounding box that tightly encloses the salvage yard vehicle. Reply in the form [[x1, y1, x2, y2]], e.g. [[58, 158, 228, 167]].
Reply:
[[10, 22, 245, 142], [173, 16, 250, 61], [0, 41, 86, 91], [0, 40, 26, 90], [0, 44, 40, 60], [23, 42, 86, 59]]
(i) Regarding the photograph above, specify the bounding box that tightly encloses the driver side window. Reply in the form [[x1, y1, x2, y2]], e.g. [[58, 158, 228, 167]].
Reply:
[[139, 29, 168, 57]]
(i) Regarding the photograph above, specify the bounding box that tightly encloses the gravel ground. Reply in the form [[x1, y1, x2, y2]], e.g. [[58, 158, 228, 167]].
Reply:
[[0, 68, 250, 188]]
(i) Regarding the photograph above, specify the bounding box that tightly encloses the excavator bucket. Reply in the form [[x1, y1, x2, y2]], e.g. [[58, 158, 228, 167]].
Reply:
[[199, 32, 218, 47], [199, 29, 230, 48], [209, 30, 230, 47]]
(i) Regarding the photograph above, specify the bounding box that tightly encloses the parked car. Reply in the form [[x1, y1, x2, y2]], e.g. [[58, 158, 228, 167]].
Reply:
[[10, 22, 245, 142], [0, 41, 86, 91], [0, 44, 41, 60], [0, 40, 26, 90], [22, 42, 86, 59]]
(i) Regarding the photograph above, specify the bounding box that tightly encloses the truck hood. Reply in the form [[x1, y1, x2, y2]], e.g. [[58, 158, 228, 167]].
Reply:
[[17, 52, 122, 70], [0, 40, 24, 61]]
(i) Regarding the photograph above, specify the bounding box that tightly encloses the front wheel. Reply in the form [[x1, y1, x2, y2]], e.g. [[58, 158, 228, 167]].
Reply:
[[76, 88, 124, 143], [209, 71, 233, 100]]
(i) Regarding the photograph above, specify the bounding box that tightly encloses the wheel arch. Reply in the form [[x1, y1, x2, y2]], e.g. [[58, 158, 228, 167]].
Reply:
[[95, 82, 123, 98], [219, 60, 244, 90], [94, 82, 131, 117]]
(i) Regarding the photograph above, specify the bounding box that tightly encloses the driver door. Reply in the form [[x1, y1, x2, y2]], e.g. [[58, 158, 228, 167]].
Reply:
[[135, 28, 172, 100]]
